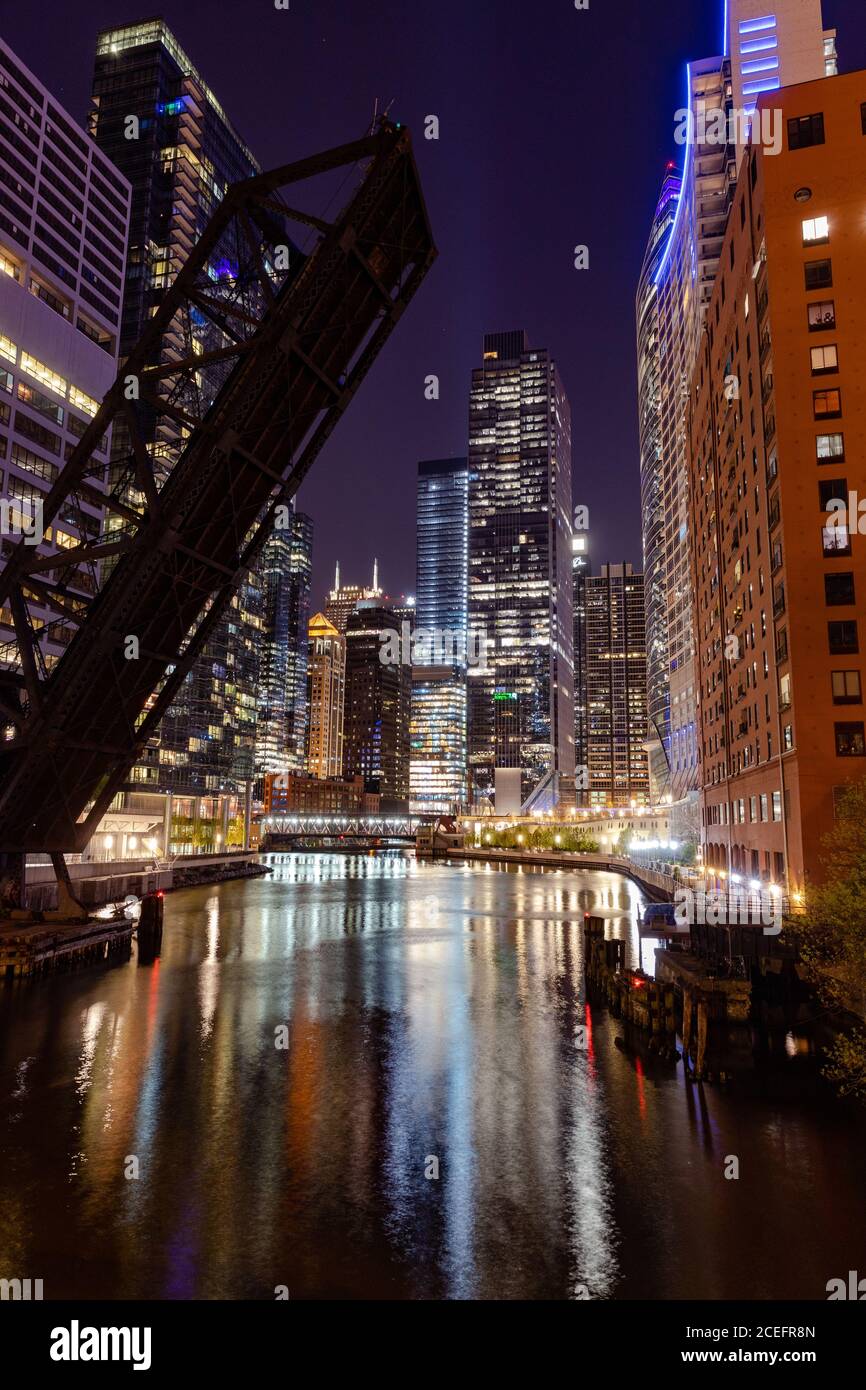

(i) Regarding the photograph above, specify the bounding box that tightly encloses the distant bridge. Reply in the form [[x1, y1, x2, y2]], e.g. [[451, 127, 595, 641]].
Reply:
[[260, 814, 424, 848]]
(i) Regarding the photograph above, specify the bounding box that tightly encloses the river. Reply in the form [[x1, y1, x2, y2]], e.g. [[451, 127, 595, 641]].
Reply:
[[1, 851, 864, 1300]]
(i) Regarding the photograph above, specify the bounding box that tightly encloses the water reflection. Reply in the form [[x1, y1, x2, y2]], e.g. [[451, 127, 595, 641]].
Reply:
[[0, 851, 864, 1300]]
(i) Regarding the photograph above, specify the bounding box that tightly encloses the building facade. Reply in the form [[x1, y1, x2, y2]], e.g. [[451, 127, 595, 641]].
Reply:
[[323, 560, 382, 635], [0, 36, 130, 684], [343, 601, 410, 808], [585, 564, 649, 807], [90, 18, 265, 819], [467, 330, 574, 813], [263, 772, 377, 817], [688, 66, 866, 894], [256, 507, 313, 779], [572, 522, 591, 802], [637, 0, 836, 809], [306, 611, 345, 780], [411, 456, 468, 812]]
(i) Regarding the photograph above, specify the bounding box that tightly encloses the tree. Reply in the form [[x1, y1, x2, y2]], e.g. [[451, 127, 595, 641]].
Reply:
[[797, 779, 866, 1099]]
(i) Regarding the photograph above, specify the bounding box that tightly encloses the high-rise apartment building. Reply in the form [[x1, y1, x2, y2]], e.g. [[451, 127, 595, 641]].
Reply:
[[467, 330, 574, 814], [343, 602, 410, 808], [585, 564, 649, 807], [572, 522, 592, 803], [637, 0, 836, 809], [324, 560, 382, 635], [89, 18, 265, 829], [306, 611, 345, 780], [256, 508, 314, 779], [688, 66, 866, 895], [0, 37, 130, 683], [636, 165, 680, 796], [411, 456, 468, 812]]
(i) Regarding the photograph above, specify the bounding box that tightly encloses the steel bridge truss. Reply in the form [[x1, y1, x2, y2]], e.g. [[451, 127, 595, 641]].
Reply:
[[0, 123, 435, 853]]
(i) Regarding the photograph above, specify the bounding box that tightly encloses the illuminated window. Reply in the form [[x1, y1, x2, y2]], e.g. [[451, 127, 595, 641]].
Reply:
[[808, 300, 835, 331], [802, 216, 829, 245], [20, 352, 67, 397], [68, 385, 98, 417], [810, 344, 838, 375], [0, 335, 16, 365], [814, 388, 842, 419]]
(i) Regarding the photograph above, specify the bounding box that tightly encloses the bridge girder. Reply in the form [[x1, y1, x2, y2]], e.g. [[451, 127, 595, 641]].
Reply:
[[0, 124, 435, 852]]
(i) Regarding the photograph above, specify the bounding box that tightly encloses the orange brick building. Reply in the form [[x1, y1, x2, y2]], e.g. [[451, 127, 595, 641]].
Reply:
[[688, 69, 866, 896]]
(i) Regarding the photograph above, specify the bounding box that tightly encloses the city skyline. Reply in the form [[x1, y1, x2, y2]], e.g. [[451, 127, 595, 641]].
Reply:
[[12, 1, 864, 609]]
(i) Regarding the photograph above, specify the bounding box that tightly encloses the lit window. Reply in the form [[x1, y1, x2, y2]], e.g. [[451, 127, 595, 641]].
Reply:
[[20, 352, 67, 398], [810, 344, 838, 375], [802, 216, 829, 245], [0, 335, 16, 364], [808, 300, 835, 332], [817, 433, 844, 462], [814, 389, 842, 419], [69, 385, 98, 417]]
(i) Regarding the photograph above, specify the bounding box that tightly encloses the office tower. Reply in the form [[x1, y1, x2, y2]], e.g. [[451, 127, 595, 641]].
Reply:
[[306, 611, 345, 780], [585, 565, 649, 807], [571, 522, 592, 804], [324, 559, 383, 634], [688, 66, 865, 895], [0, 37, 130, 682], [89, 18, 264, 828], [467, 330, 574, 814], [637, 0, 836, 809], [343, 601, 410, 808], [636, 165, 680, 797], [411, 457, 468, 812], [256, 507, 314, 779]]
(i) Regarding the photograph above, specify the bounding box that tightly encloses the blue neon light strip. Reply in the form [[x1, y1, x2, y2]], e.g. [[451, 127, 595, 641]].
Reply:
[[743, 76, 781, 94], [739, 15, 777, 33], [723, 0, 729, 57], [654, 63, 690, 288], [742, 57, 779, 73], [741, 35, 778, 52]]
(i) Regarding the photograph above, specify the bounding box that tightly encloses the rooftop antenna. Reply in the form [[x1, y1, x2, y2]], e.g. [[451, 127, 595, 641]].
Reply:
[[334, 560, 340, 591], [372, 557, 379, 591]]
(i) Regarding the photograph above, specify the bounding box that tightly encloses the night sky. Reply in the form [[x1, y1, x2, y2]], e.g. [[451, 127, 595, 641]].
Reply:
[[8, 0, 866, 606]]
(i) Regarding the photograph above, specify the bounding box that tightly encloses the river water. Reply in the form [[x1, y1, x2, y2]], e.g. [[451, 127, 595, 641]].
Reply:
[[1, 851, 864, 1301]]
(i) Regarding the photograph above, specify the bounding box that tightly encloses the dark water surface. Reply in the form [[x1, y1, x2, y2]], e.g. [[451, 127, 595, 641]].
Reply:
[[1, 852, 864, 1300]]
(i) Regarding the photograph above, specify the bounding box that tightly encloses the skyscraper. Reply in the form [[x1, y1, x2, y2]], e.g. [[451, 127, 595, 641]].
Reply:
[[411, 456, 468, 812], [306, 612, 345, 780], [688, 64, 864, 895], [89, 18, 265, 833], [343, 602, 410, 808], [636, 0, 836, 809], [324, 559, 383, 635], [571, 522, 592, 803], [467, 330, 574, 813], [585, 564, 649, 807], [0, 37, 130, 678], [256, 508, 314, 779]]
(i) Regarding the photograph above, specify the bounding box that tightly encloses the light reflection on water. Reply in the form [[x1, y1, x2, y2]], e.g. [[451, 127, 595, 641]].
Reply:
[[0, 851, 864, 1301]]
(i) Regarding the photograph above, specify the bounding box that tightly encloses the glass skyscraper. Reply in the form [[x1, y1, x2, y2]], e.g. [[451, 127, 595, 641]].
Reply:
[[585, 564, 649, 807], [411, 457, 468, 812], [89, 19, 266, 814], [467, 331, 574, 813], [256, 507, 314, 780]]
